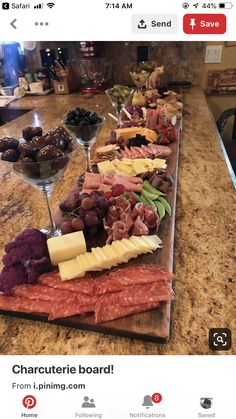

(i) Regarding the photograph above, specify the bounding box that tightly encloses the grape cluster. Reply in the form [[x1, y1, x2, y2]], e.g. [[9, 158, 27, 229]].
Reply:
[[64, 108, 103, 126], [59, 191, 109, 237]]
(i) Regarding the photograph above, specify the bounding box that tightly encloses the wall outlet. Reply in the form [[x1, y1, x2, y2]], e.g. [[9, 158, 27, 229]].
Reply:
[[205, 46, 223, 63]]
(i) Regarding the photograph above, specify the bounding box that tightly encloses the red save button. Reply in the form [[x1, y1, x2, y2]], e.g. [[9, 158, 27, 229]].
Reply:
[[183, 14, 226, 34]]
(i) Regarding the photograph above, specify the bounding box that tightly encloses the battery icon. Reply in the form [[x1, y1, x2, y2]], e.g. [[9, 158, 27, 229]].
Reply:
[[219, 2, 233, 8]]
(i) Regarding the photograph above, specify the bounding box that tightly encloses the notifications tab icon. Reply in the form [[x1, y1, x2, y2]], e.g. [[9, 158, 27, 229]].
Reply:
[[183, 14, 226, 34]]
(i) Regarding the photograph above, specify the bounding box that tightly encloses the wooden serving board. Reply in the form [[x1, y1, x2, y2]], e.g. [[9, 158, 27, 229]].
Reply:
[[0, 131, 180, 343]]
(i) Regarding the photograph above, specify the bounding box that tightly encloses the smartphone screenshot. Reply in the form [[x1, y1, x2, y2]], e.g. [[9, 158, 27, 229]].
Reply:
[[0, 0, 235, 417]]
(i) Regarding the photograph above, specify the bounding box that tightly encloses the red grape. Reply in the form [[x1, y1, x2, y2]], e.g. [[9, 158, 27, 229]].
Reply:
[[96, 207, 106, 220], [60, 220, 74, 234], [87, 226, 99, 236], [81, 197, 96, 211], [85, 212, 98, 227], [77, 207, 86, 218], [97, 196, 108, 209], [71, 217, 85, 231]]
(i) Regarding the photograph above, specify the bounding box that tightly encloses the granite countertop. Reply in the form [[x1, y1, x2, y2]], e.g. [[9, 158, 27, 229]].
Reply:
[[0, 88, 235, 355]]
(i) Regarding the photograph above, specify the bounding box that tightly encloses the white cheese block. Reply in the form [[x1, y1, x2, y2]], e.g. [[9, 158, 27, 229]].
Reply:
[[59, 258, 84, 281], [47, 231, 86, 266], [119, 238, 141, 257]]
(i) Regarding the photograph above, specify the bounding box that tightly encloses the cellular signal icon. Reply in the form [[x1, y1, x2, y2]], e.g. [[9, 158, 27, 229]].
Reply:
[[34, 3, 43, 8], [47, 2, 55, 7], [193, 2, 199, 7]]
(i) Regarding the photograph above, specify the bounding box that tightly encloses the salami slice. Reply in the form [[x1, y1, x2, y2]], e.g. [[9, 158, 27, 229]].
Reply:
[[95, 293, 160, 323], [0, 294, 51, 314], [118, 281, 174, 306], [49, 296, 95, 321], [38, 271, 95, 295], [95, 265, 173, 295], [13, 284, 76, 302]]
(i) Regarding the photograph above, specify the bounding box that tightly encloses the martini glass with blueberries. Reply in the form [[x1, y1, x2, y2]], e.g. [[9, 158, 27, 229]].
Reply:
[[62, 108, 105, 181], [0, 127, 77, 237]]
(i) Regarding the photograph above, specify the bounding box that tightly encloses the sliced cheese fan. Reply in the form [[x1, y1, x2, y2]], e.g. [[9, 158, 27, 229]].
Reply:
[[59, 235, 162, 281]]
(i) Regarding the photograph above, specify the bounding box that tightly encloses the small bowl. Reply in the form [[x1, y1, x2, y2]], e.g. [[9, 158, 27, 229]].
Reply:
[[0, 85, 16, 96]]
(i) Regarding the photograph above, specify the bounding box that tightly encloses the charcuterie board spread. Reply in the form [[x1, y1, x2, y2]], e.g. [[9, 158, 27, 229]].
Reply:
[[0, 84, 182, 342]]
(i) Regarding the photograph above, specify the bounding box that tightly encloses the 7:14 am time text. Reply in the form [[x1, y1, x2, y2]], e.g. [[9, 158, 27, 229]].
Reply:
[[105, 3, 133, 9]]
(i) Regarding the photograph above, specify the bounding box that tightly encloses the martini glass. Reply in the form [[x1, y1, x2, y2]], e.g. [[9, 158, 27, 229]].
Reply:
[[62, 118, 105, 181], [130, 61, 156, 90], [105, 87, 134, 127], [1, 148, 76, 237]]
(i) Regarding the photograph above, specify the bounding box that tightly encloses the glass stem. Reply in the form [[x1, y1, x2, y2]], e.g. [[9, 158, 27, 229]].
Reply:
[[83, 144, 93, 173], [44, 189, 56, 232], [117, 109, 122, 128]]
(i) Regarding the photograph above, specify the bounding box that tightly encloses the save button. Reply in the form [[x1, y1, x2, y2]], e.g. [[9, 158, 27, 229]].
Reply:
[[183, 14, 226, 34]]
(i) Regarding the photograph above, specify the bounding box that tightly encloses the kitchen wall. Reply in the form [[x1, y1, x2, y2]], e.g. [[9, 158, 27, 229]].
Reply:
[[24, 41, 205, 86], [202, 41, 236, 142]]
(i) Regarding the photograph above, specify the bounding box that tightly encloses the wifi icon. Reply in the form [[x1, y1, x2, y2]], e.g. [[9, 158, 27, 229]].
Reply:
[[47, 2, 55, 8]]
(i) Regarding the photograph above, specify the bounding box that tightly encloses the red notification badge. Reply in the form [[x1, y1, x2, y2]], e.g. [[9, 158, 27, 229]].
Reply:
[[152, 393, 162, 403], [183, 14, 226, 34]]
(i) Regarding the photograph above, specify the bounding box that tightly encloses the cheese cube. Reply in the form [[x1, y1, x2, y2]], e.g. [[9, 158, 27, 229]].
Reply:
[[47, 231, 86, 266], [59, 258, 85, 281]]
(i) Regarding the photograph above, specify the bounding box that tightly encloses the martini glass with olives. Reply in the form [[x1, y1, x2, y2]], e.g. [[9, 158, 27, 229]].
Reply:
[[0, 129, 77, 238], [105, 85, 134, 127]]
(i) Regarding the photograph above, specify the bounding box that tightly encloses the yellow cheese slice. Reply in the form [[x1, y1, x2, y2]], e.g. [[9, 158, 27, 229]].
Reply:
[[129, 235, 153, 253], [111, 240, 130, 262], [140, 235, 162, 250], [47, 231, 86, 266], [59, 258, 84, 281], [97, 160, 115, 175], [119, 238, 141, 257]]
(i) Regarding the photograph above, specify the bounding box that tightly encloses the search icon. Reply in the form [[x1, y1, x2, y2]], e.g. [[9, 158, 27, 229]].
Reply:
[[209, 328, 232, 351]]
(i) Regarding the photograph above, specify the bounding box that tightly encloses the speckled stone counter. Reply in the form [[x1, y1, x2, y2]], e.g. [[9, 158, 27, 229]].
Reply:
[[0, 89, 235, 355]]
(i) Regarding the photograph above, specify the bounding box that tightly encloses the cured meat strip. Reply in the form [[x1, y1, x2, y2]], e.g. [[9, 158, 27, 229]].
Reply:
[[95, 265, 173, 295], [148, 144, 171, 158], [13, 284, 76, 302], [0, 294, 51, 314], [95, 293, 160, 323], [38, 271, 95, 295], [118, 281, 174, 306], [49, 296, 95, 321]]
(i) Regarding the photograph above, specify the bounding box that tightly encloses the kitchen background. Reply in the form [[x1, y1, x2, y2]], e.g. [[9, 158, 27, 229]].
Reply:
[[0, 40, 236, 147]]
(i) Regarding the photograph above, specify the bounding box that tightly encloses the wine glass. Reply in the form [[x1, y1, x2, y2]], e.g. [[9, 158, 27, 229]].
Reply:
[[105, 86, 134, 127], [1, 148, 76, 237], [79, 58, 110, 93], [130, 61, 156, 90], [62, 118, 105, 180]]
